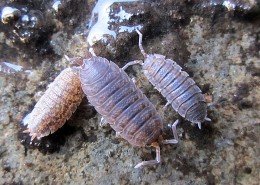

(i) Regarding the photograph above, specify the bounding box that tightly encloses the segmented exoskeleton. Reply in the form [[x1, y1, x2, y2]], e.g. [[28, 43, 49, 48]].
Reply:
[[123, 30, 210, 129], [78, 55, 178, 168], [23, 68, 84, 140]]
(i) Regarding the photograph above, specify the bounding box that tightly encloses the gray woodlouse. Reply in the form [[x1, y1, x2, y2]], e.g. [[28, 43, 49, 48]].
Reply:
[[23, 67, 84, 140], [123, 30, 211, 129], [77, 55, 178, 168]]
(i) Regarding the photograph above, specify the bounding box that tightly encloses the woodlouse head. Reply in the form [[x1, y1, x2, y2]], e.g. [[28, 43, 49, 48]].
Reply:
[[79, 56, 109, 85], [143, 54, 166, 73]]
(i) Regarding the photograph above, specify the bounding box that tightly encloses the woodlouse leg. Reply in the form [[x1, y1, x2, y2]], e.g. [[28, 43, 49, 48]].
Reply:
[[199, 117, 211, 129], [99, 117, 109, 127], [115, 132, 122, 138], [30, 133, 38, 142], [197, 122, 202, 129], [0, 61, 24, 74], [131, 77, 137, 84], [163, 102, 171, 110], [134, 142, 161, 168], [136, 29, 147, 57], [89, 48, 96, 56], [162, 120, 179, 144], [23, 129, 30, 133], [122, 60, 143, 71]]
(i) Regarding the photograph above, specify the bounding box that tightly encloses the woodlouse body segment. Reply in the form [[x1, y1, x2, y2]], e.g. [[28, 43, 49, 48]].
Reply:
[[79, 56, 163, 147], [23, 68, 84, 140]]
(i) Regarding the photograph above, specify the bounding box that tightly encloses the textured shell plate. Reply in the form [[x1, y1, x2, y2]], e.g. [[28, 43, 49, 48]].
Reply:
[[24, 68, 84, 139], [79, 56, 163, 147], [143, 54, 207, 123]]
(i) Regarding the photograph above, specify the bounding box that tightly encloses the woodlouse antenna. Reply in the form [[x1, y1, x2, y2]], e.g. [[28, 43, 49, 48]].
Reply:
[[89, 48, 96, 57], [136, 29, 147, 57]]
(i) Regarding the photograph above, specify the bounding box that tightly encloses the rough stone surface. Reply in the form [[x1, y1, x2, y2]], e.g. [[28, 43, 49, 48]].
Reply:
[[0, 0, 259, 184]]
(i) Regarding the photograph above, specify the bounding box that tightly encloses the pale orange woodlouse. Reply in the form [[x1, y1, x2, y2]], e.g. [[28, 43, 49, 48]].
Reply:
[[23, 67, 84, 140]]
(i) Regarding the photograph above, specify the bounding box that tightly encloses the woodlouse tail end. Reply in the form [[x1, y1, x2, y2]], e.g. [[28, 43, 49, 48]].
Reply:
[[205, 117, 211, 122], [197, 122, 202, 129], [30, 133, 38, 142]]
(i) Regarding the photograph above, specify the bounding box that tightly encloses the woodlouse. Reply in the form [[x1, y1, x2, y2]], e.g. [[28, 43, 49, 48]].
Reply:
[[123, 30, 211, 128], [77, 55, 178, 168], [23, 67, 84, 140]]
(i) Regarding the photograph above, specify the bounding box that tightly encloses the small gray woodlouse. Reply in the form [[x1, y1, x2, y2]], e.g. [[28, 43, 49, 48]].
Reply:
[[23, 68, 84, 140], [123, 30, 211, 129], [77, 55, 178, 168]]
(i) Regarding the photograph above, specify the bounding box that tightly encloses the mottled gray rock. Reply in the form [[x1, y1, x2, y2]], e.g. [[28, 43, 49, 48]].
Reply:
[[0, 0, 259, 184]]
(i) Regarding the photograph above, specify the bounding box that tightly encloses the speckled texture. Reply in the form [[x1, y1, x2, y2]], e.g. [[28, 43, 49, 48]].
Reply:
[[24, 68, 84, 140], [0, 0, 259, 184], [141, 54, 208, 124], [79, 56, 163, 147]]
